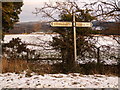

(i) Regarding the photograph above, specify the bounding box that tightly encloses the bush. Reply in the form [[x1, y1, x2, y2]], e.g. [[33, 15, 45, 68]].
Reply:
[[3, 38, 29, 59], [80, 62, 118, 75], [80, 62, 104, 74], [3, 37, 40, 60]]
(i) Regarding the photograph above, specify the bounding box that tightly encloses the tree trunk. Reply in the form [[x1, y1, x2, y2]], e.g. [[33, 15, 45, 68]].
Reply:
[[97, 47, 100, 64]]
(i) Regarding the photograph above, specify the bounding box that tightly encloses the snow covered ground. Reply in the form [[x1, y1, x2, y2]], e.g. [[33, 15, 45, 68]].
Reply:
[[4, 34, 55, 50], [4, 34, 119, 49], [1, 34, 119, 89], [3, 34, 119, 65], [0, 73, 118, 89]]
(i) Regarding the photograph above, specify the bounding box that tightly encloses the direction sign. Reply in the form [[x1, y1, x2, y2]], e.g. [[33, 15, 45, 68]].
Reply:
[[50, 22, 72, 27], [50, 13, 93, 63], [50, 22, 93, 27], [76, 22, 93, 27]]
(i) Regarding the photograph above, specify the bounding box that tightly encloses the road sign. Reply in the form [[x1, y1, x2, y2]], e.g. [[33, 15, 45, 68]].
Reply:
[[50, 22, 72, 27], [76, 22, 93, 27], [50, 22, 93, 27], [50, 13, 93, 63]]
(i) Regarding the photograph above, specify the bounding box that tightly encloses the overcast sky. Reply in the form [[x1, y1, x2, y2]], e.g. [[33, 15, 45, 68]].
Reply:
[[19, 0, 109, 22]]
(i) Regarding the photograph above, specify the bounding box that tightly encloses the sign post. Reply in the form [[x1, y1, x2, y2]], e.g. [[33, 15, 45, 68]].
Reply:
[[73, 12, 77, 62], [50, 22, 92, 27], [50, 13, 93, 63]]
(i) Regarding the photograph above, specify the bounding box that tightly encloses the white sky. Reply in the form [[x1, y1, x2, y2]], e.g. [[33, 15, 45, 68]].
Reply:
[[19, 0, 110, 22], [23, 0, 92, 3]]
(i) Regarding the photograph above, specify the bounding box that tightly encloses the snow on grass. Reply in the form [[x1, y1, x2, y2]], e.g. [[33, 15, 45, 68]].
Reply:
[[3, 34, 119, 65], [4, 34, 54, 45], [2, 35, 119, 88], [4, 34, 119, 50], [0, 73, 118, 88], [94, 35, 119, 48]]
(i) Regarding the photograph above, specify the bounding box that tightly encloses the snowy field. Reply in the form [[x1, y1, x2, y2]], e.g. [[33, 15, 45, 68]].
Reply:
[[1, 34, 119, 89], [4, 34, 56, 50], [4, 34, 119, 51], [3, 34, 119, 65], [4, 34, 119, 48], [0, 73, 118, 88]]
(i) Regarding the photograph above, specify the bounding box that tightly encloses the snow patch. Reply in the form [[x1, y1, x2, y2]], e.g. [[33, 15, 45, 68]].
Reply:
[[0, 73, 118, 88]]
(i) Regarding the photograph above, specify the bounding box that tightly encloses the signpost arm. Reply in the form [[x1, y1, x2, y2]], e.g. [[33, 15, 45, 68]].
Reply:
[[50, 13, 93, 64], [73, 12, 77, 62]]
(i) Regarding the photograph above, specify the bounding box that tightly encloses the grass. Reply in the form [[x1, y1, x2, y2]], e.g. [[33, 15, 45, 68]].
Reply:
[[2, 57, 28, 73], [2, 57, 53, 75], [2, 57, 118, 76]]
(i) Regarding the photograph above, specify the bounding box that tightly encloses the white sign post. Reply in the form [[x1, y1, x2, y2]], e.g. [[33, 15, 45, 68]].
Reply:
[[50, 22, 72, 27], [50, 22, 92, 27], [73, 12, 77, 62], [50, 13, 93, 63]]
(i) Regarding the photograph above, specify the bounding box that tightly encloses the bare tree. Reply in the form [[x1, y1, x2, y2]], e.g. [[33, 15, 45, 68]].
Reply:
[[84, 0, 120, 22], [33, 1, 98, 72], [85, 0, 120, 66]]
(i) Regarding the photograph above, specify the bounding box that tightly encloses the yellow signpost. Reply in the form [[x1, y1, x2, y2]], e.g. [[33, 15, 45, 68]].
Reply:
[[50, 14, 93, 63], [76, 22, 93, 27], [50, 22, 72, 27], [50, 22, 93, 27]]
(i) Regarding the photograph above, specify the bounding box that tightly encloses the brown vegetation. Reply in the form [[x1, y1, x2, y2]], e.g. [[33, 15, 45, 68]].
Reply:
[[2, 57, 28, 73], [2, 57, 53, 75], [2, 57, 118, 76]]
